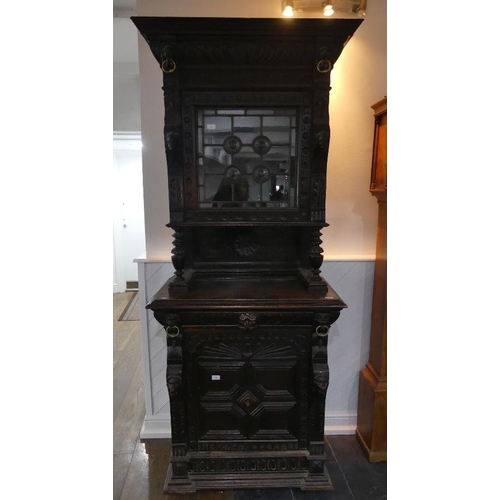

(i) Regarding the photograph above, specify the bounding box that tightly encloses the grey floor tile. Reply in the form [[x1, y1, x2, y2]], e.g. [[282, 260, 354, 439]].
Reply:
[[234, 488, 293, 500], [327, 436, 387, 500]]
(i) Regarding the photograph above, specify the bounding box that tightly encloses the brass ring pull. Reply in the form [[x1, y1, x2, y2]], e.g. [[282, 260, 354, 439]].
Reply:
[[315, 325, 329, 337], [316, 59, 332, 74], [161, 58, 177, 74], [165, 325, 180, 338]]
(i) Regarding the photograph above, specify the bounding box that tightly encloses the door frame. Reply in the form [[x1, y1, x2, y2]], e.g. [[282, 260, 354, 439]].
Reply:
[[113, 132, 143, 293]]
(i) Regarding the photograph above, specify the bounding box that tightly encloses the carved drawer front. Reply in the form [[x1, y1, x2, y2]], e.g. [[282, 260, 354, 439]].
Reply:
[[181, 311, 315, 328], [183, 328, 311, 452]]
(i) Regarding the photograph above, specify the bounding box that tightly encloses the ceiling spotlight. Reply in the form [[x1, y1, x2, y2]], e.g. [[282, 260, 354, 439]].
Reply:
[[323, 2, 334, 16], [283, 1, 294, 17]]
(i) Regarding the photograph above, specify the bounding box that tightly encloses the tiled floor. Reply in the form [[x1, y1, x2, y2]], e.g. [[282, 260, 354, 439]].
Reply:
[[114, 293, 387, 499]]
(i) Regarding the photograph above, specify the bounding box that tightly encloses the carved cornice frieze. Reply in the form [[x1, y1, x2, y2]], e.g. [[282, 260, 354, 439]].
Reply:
[[176, 40, 315, 68]]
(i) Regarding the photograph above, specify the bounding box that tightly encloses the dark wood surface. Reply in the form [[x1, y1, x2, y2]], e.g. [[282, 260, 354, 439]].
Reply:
[[131, 17, 363, 41], [149, 276, 346, 309], [356, 97, 387, 462]]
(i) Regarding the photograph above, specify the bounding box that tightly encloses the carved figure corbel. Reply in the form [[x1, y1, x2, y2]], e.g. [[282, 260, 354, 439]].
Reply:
[[164, 130, 182, 167], [312, 364, 330, 394], [167, 366, 183, 398]]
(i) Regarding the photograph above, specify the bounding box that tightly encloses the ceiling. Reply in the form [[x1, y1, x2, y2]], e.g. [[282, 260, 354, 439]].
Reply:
[[114, 0, 136, 10]]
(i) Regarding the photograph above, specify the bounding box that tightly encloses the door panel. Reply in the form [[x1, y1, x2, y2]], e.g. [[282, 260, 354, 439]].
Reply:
[[189, 329, 309, 447]]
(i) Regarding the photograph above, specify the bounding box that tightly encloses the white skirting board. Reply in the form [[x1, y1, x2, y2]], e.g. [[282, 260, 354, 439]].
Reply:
[[140, 411, 358, 440], [136, 259, 374, 439]]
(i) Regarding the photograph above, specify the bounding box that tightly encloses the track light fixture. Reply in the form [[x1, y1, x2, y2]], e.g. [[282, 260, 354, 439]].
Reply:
[[283, 1, 294, 17], [281, 1, 366, 18], [323, 2, 334, 16]]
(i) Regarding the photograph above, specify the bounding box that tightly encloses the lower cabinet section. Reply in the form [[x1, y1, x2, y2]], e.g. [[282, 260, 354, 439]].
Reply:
[[166, 328, 331, 491], [147, 278, 345, 492]]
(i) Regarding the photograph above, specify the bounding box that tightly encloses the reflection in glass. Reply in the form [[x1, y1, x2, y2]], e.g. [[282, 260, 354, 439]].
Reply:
[[197, 108, 298, 208]]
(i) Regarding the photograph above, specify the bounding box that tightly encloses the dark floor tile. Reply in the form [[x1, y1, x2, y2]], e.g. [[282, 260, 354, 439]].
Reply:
[[324, 461, 356, 500], [234, 488, 293, 500], [290, 461, 353, 500], [327, 436, 387, 500], [291, 485, 335, 500], [167, 490, 234, 500]]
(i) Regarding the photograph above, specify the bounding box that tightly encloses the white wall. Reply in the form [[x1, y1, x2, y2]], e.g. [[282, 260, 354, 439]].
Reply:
[[136, 0, 387, 259], [113, 71, 141, 132], [114, 17, 141, 132], [137, 259, 374, 438]]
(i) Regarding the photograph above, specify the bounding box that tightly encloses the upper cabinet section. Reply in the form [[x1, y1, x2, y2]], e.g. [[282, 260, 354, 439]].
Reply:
[[132, 17, 363, 224], [132, 17, 362, 90]]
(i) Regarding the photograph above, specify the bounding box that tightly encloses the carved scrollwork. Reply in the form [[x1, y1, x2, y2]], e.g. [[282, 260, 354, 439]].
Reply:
[[163, 314, 180, 327], [177, 41, 314, 67], [238, 312, 258, 330], [234, 233, 259, 257], [314, 313, 333, 328], [311, 175, 326, 210]]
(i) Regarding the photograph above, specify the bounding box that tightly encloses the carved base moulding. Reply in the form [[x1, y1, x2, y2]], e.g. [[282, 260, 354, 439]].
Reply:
[[164, 452, 333, 493]]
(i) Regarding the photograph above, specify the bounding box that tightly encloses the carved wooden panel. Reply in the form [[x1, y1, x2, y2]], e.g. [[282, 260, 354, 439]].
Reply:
[[185, 330, 309, 451], [192, 226, 301, 267]]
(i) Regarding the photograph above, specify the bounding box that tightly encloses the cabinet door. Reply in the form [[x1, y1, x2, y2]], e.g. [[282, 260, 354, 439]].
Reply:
[[185, 328, 310, 451]]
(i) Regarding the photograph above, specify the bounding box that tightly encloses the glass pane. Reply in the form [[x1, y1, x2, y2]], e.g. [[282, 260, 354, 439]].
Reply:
[[204, 116, 231, 145], [217, 109, 245, 115], [234, 116, 261, 131], [263, 116, 290, 129], [196, 108, 298, 208], [266, 130, 290, 146], [247, 109, 275, 115]]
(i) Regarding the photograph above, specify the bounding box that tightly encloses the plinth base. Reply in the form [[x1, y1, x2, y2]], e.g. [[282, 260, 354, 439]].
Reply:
[[163, 453, 333, 493]]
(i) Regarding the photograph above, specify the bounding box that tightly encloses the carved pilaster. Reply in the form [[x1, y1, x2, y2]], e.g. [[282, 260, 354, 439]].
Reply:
[[164, 319, 193, 489], [303, 314, 334, 490]]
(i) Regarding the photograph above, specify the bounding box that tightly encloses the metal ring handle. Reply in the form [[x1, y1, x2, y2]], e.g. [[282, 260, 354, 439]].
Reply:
[[161, 58, 177, 74], [316, 59, 332, 74], [315, 325, 329, 337], [165, 325, 180, 338]]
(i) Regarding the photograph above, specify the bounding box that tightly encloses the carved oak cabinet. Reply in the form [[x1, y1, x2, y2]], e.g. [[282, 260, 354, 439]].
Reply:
[[132, 17, 362, 493]]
